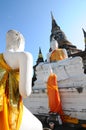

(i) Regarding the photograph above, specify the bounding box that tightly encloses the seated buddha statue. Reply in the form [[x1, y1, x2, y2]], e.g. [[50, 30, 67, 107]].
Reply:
[[47, 38, 68, 62], [0, 30, 43, 130]]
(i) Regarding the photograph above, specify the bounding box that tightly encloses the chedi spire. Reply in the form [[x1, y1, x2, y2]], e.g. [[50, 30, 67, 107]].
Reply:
[[36, 47, 44, 64], [50, 12, 81, 56], [82, 28, 86, 51]]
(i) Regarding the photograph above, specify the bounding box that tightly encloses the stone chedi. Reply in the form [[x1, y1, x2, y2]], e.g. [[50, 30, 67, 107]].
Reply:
[[32, 37, 86, 123], [32, 47, 44, 86], [24, 14, 86, 126]]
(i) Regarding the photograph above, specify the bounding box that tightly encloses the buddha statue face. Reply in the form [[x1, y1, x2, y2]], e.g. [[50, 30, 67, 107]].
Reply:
[[50, 38, 58, 51], [6, 30, 25, 52]]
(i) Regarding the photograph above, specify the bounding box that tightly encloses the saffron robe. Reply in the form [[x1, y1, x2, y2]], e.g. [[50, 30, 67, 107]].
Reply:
[[0, 54, 23, 130], [47, 73, 63, 115], [50, 49, 66, 62]]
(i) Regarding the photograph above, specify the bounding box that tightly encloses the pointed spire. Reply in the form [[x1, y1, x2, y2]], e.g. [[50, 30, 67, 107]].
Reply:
[[50, 13, 81, 55], [36, 47, 44, 64], [51, 12, 60, 33], [51, 11, 54, 20], [50, 12, 67, 44], [82, 28, 86, 38], [38, 47, 43, 58], [82, 28, 86, 51]]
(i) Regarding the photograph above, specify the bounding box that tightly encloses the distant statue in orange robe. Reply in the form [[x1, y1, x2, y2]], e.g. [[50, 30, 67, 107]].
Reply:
[[47, 37, 68, 62], [47, 72, 63, 115], [46, 38, 68, 115], [47, 72, 79, 124]]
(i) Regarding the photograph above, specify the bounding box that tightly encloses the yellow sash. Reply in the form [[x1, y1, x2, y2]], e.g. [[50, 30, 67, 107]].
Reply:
[[0, 54, 23, 130]]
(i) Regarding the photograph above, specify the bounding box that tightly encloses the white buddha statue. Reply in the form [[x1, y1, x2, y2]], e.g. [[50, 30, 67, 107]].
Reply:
[[47, 38, 68, 62], [1, 30, 43, 130]]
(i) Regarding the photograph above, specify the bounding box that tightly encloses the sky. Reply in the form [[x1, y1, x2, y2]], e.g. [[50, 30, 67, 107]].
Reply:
[[0, 0, 86, 65]]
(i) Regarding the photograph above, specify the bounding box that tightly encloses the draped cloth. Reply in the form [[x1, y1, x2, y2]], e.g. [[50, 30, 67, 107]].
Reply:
[[47, 73, 63, 115], [47, 73, 79, 124], [50, 49, 66, 62], [0, 54, 23, 130]]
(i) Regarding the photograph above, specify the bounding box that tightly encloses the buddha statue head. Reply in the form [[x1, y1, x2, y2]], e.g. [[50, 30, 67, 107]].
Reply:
[[6, 30, 25, 52], [50, 37, 58, 51]]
